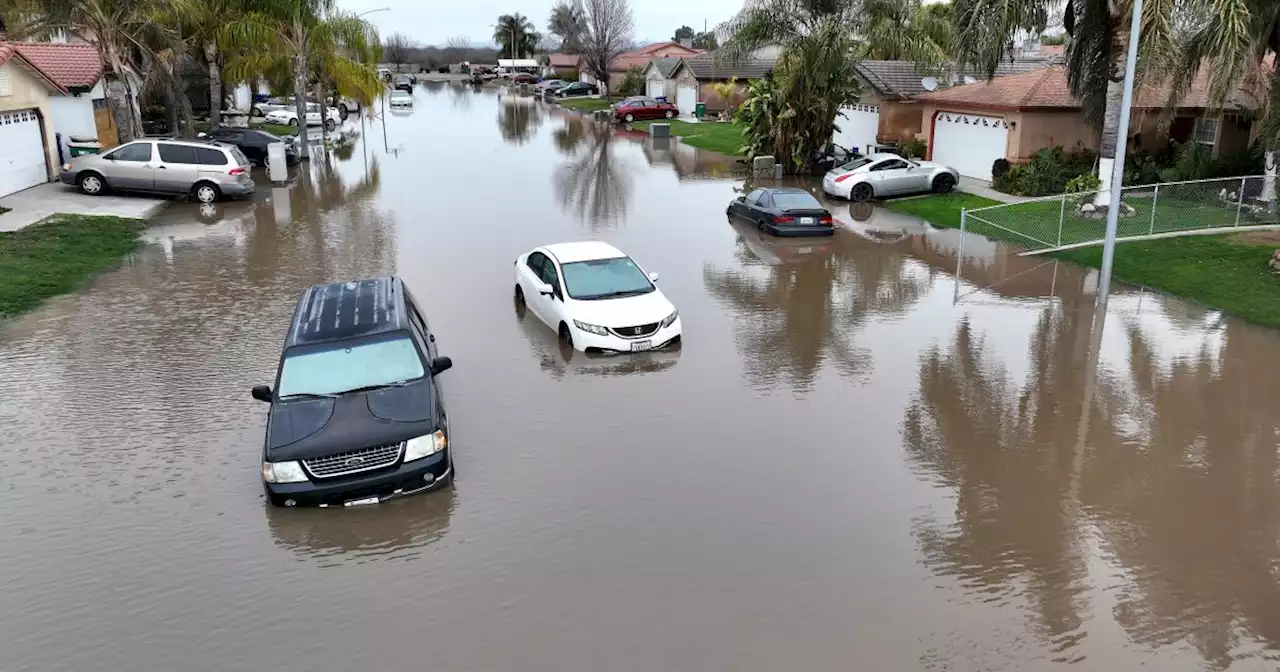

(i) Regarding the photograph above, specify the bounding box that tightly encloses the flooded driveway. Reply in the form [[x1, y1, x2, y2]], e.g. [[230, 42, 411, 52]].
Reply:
[[3, 83, 1280, 671]]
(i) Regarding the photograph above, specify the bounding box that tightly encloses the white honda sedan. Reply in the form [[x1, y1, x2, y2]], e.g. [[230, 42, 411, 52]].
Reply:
[[514, 241, 682, 353]]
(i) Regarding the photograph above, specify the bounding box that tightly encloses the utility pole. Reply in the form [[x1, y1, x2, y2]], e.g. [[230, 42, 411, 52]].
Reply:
[[1096, 0, 1144, 301]]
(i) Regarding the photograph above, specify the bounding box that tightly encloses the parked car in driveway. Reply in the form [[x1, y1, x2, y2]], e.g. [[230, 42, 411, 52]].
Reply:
[[613, 97, 678, 122], [534, 79, 566, 95], [251, 276, 455, 507], [822, 152, 958, 202], [389, 90, 413, 108], [512, 73, 537, 84], [60, 138, 254, 203], [726, 187, 834, 237], [264, 102, 340, 130], [252, 96, 292, 117], [202, 127, 298, 166], [514, 241, 681, 354], [555, 82, 598, 98]]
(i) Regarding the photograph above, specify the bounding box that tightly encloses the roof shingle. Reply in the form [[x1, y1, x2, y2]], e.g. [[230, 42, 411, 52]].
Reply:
[[680, 53, 776, 80], [855, 58, 1057, 98]]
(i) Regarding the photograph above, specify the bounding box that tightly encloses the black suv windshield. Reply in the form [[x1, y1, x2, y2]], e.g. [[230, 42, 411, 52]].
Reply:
[[561, 257, 654, 300], [277, 333, 425, 398]]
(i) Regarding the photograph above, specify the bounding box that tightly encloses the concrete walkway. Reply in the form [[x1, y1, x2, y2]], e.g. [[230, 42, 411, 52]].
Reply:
[[0, 183, 170, 232], [957, 176, 1037, 204]]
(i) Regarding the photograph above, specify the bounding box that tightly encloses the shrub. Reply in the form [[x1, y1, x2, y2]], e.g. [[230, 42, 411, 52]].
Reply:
[[617, 67, 644, 96], [901, 136, 927, 159], [992, 146, 1097, 196]]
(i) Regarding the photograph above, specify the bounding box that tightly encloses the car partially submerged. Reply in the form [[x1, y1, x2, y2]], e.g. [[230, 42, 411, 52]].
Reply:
[[822, 152, 958, 202], [252, 277, 455, 507], [726, 187, 835, 237], [389, 90, 413, 107]]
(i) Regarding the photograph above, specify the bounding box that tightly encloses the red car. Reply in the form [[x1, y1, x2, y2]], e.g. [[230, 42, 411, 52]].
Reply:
[[614, 97, 678, 123]]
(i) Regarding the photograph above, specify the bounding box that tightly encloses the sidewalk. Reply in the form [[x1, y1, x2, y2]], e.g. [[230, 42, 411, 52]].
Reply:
[[957, 176, 1035, 204], [0, 183, 170, 232]]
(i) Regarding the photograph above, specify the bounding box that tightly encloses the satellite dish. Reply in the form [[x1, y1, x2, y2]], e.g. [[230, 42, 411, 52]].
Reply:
[[921, 76, 939, 92], [963, 75, 978, 85]]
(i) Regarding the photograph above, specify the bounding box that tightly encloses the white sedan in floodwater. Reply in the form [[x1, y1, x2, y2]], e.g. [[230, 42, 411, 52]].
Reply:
[[513, 241, 682, 354]]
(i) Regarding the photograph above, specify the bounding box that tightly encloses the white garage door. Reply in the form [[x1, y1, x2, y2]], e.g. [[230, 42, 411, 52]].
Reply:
[[832, 103, 879, 154], [0, 109, 48, 198], [646, 78, 665, 100], [676, 84, 697, 117], [930, 111, 1010, 181]]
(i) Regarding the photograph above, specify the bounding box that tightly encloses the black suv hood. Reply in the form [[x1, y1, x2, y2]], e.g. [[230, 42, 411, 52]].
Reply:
[[265, 381, 439, 461]]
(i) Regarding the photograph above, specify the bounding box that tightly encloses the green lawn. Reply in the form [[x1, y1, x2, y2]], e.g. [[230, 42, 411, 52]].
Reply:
[[557, 97, 621, 112], [0, 214, 146, 318], [887, 192, 1280, 328], [627, 120, 745, 156]]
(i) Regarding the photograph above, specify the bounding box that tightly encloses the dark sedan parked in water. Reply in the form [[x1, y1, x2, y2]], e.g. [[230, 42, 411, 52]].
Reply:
[[252, 277, 455, 507], [202, 128, 298, 166], [726, 187, 835, 237]]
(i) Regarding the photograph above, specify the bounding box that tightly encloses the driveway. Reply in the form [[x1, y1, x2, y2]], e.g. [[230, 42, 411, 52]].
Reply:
[[0, 182, 170, 232]]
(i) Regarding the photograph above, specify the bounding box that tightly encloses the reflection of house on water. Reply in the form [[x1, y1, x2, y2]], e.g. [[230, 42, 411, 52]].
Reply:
[[637, 135, 740, 180]]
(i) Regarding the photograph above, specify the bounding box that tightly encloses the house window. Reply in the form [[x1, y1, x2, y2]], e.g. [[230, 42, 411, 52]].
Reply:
[[0, 65, 11, 96], [1194, 116, 1219, 148]]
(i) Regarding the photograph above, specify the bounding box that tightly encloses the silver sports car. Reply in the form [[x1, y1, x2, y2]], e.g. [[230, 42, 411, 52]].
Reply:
[[821, 152, 959, 202]]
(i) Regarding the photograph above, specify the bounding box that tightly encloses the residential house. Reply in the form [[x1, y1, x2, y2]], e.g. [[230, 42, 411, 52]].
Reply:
[[0, 41, 92, 198], [913, 64, 1259, 181], [640, 57, 681, 101], [10, 41, 108, 161], [581, 42, 700, 93], [548, 53, 580, 76], [647, 53, 774, 118], [838, 59, 1055, 154]]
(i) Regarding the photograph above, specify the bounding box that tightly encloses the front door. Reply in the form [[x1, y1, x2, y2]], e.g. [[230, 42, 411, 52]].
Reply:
[[155, 142, 200, 193], [101, 141, 155, 191]]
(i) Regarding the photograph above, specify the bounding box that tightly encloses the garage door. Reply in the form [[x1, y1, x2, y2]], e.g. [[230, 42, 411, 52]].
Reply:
[[676, 84, 697, 117], [646, 79, 665, 101], [930, 111, 1009, 181], [832, 103, 879, 154], [0, 109, 48, 198]]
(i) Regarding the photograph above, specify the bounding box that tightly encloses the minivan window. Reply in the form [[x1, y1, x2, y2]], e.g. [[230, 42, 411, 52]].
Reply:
[[109, 143, 152, 162], [158, 143, 198, 164], [276, 333, 425, 399], [195, 147, 228, 165]]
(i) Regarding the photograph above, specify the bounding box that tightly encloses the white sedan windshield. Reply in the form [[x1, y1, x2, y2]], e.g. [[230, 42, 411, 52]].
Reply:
[[277, 334, 425, 398], [561, 257, 654, 300]]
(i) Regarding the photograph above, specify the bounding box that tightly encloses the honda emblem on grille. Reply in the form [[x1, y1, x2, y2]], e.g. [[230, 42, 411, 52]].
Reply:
[[345, 456, 366, 467]]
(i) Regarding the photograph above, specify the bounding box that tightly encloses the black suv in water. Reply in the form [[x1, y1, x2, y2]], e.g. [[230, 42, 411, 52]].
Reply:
[[251, 277, 454, 507]]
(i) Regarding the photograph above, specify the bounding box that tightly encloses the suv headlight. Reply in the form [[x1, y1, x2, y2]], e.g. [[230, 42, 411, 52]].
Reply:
[[262, 460, 307, 483], [660, 309, 679, 328], [573, 320, 609, 336], [404, 430, 447, 462]]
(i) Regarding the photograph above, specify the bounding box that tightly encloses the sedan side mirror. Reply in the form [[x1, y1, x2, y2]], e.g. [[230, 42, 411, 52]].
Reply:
[[251, 385, 273, 402], [534, 280, 554, 297], [430, 356, 453, 375], [648, 272, 660, 283]]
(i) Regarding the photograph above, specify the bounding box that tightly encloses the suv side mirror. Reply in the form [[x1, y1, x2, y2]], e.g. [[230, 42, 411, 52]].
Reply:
[[430, 356, 453, 375], [251, 385, 273, 402]]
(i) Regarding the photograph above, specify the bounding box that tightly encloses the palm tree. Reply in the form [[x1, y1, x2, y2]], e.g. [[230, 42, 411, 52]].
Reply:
[[227, 0, 381, 161], [547, 0, 586, 52], [494, 13, 539, 60], [165, 0, 243, 132], [720, 0, 866, 172], [952, 0, 1174, 203], [860, 0, 952, 67]]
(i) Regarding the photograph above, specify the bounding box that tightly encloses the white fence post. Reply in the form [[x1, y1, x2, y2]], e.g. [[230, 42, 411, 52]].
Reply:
[[1057, 194, 1066, 246], [1149, 184, 1159, 234], [961, 207, 967, 234], [1236, 176, 1246, 226]]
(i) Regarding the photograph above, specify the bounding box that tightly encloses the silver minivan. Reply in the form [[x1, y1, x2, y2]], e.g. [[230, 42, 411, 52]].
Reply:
[[60, 138, 255, 203]]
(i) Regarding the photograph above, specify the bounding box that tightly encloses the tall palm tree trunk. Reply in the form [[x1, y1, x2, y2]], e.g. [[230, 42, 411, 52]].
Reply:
[[206, 41, 222, 131], [1093, 58, 1126, 206], [293, 49, 311, 161]]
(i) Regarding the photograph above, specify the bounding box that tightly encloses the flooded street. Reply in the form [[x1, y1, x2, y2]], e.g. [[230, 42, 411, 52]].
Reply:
[[5, 83, 1280, 671]]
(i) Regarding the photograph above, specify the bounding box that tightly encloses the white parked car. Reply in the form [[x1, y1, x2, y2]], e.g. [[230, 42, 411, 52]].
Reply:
[[389, 90, 413, 107], [514, 241, 682, 353], [264, 102, 340, 130], [821, 152, 958, 202]]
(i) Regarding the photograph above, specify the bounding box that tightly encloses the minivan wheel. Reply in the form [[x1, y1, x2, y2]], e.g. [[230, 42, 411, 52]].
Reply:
[[78, 172, 104, 196], [193, 182, 220, 204], [324, 119, 336, 132], [850, 183, 874, 202]]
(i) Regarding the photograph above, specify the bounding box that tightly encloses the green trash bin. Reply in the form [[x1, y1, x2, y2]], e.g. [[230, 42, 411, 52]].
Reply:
[[695, 102, 706, 119], [68, 142, 102, 157]]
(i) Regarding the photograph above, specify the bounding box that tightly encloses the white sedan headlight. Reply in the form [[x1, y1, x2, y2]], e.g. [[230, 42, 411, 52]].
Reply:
[[404, 430, 447, 462], [660, 309, 679, 328], [573, 320, 609, 336], [262, 460, 308, 483]]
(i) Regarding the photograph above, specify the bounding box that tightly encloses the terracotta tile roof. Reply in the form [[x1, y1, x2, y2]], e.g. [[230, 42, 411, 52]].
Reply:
[[915, 64, 1261, 111], [1, 41, 102, 92], [0, 41, 66, 92], [610, 42, 699, 71], [548, 53, 580, 68]]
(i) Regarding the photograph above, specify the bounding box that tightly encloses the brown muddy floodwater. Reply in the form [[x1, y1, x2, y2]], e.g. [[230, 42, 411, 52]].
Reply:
[[3, 83, 1280, 671]]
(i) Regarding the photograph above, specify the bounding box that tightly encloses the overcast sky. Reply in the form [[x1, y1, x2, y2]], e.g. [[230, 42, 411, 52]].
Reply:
[[336, 0, 745, 48]]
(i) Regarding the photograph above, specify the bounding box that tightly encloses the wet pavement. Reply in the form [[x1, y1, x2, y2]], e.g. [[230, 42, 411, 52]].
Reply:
[[3, 83, 1280, 671]]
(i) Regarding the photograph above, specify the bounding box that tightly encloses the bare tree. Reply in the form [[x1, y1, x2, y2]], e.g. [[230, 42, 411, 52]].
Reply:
[[580, 0, 632, 94], [383, 32, 416, 66], [445, 34, 471, 63]]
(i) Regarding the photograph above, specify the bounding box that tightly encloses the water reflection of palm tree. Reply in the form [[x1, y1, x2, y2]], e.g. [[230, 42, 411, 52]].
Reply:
[[704, 227, 933, 391], [497, 98, 542, 144], [554, 124, 631, 230], [553, 117, 587, 155]]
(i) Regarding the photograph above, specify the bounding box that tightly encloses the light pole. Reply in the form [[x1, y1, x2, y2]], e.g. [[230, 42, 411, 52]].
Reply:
[[1096, 0, 1144, 302]]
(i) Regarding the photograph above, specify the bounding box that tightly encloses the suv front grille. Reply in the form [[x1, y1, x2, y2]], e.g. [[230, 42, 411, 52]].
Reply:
[[303, 442, 403, 479], [609, 322, 660, 339]]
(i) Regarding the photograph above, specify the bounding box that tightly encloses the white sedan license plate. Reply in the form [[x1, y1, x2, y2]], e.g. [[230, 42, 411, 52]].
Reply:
[[631, 340, 652, 352], [800, 217, 814, 224], [344, 496, 381, 507]]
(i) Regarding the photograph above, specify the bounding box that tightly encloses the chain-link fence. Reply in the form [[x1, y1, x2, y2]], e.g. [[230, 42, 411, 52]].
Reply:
[[963, 176, 1280, 254]]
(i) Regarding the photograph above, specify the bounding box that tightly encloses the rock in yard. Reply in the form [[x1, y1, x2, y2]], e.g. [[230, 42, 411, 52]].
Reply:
[[1270, 249, 1280, 274]]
